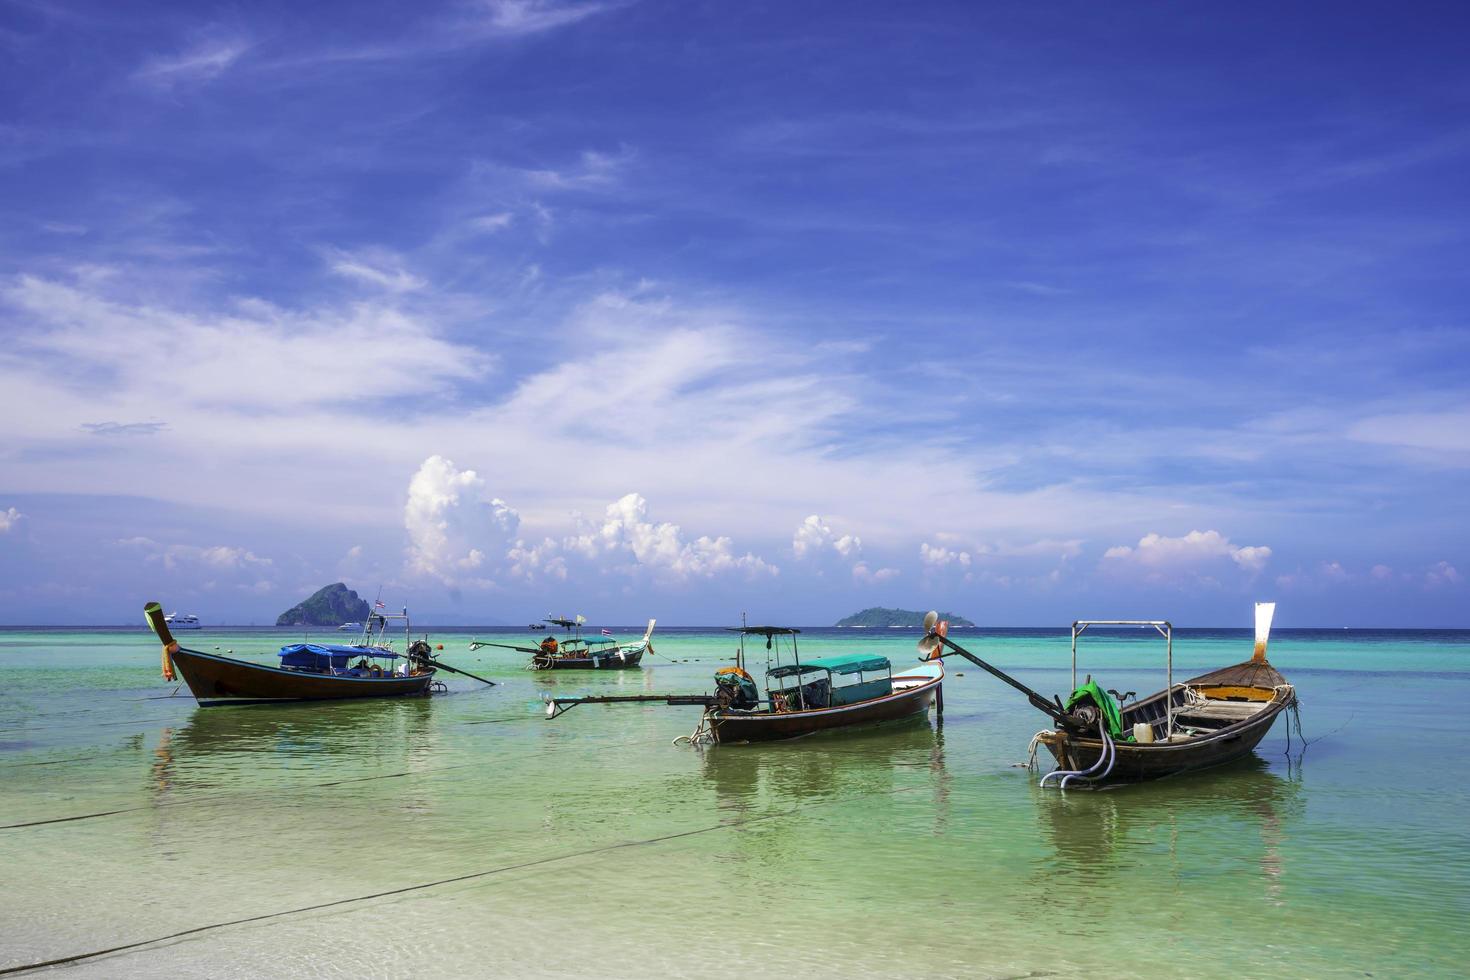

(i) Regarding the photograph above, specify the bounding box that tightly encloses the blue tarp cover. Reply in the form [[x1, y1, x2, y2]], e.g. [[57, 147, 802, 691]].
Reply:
[[277, 643, 400, 668]]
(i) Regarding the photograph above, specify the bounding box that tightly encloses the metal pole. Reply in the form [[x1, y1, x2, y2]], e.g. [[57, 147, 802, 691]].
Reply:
[[1165, 622, 1173, 739], [1071, 622, 1079, 690]]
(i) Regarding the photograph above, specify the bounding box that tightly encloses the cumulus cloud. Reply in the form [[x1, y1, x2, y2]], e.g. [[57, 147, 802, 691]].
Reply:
[[793, 515, 858, 561], [116, 537, 273, 582], [404, 456, 520, 586], [1102, 530, 1272, 576], [0, 507, 23, 533], [1426, 561, 1461, 588], [793, 514, 894, 584], [852, 562, 899, 584], [920, 541, 973, 571], [567, 493, 775, 581]]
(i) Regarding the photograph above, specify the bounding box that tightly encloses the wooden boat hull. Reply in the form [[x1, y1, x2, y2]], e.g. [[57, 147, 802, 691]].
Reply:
[[707, 667, 941, 743], [1041, 700, 1288, 781], [532, 647, 645, 671], [169, 646, 436, 707], [1039, 662, 1294, 783]]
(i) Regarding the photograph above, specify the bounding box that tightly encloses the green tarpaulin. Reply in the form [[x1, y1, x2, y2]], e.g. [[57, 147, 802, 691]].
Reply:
[[1065, 679, 1125, 739], [767, 654, 891, 679]]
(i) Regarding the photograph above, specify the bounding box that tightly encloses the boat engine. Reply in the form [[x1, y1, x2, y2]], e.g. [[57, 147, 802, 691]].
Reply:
[[714, 667, 760, 709]]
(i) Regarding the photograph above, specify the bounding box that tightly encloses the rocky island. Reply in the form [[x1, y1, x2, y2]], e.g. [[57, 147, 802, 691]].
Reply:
[[835, 607, 976, 628], [275, 583, 371, 627]]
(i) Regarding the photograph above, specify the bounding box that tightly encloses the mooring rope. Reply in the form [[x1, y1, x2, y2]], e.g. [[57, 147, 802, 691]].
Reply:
[[0, 784, 928, 975]]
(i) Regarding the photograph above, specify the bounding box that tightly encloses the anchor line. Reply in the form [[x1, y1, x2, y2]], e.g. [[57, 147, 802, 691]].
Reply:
[[0, 785, 928, 975]]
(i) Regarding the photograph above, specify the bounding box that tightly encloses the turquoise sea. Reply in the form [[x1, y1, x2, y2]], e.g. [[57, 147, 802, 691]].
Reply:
[[2, 625, 1468, 978]]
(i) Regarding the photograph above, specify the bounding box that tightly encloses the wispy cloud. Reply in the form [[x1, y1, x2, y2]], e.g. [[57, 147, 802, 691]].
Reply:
[[134, 36, 252, 87], [462, 0, 615, 38], [324, 247, 427, 293], [81, 421, 168, 437]]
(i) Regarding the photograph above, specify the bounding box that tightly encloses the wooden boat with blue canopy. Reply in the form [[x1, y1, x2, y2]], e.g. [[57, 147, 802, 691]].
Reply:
[[144, 601, 495, 707], [544, 625, 944, 743], [470, 616, 655, 670], [917, 604, 1297, 786]]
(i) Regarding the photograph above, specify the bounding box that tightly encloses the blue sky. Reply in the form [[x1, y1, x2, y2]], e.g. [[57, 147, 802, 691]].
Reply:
[[1, 0, 1467, 626]]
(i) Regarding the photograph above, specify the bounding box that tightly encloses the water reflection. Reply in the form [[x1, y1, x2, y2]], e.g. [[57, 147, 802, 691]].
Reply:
[[700, 715, 948, 816], [1032, 756, 1302, 906], [148, 698, 440, 798]]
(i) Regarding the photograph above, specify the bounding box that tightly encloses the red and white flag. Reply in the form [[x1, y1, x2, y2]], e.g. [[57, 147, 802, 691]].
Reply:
[[601, 629, 613, 636]]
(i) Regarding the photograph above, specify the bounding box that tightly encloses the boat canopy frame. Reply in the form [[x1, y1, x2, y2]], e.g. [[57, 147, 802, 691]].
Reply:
[[1071, 619, 1174, 738]]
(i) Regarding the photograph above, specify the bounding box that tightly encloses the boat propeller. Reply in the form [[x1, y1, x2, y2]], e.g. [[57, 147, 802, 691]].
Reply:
[[916, 610, 948, 659]]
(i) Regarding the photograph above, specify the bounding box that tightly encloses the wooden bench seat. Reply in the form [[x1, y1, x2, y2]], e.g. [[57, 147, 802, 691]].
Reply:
[[1174, 700, 1265, 723]]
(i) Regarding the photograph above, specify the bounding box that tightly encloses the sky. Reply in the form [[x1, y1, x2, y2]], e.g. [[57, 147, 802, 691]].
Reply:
[[1, 0, 1467, 626]]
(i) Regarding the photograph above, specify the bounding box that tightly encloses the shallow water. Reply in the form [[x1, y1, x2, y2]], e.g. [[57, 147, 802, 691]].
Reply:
[[2, 626, 1468, 977]]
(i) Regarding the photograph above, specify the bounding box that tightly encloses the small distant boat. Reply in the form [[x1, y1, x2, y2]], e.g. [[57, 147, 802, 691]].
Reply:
[[920, 604, 1296, 786], [545, 625, 943, 744], [164, 612, 202, 630], [528, 623, 546, 630], [471, 616, 655, 670], [144, 602, 495, 707], [337, 621, 363, 632]]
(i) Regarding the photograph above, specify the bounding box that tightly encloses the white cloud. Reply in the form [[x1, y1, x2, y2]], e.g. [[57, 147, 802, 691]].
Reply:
[[792, 514, 861, 562], [4, 275, 489, 414], [1103, 530, 1272, 575], [1371, 564, 1394, 581], [522, 147, 634, 190], [116, 537, 272, 575], [470, 212, 515, 233], [1426, 561, 1461, 588], [852, 562, 899, 584], [920, 541, 973, 570], [135, 37, 251, 86], [325, 248, 427, 292], [469, 0, 613, 37], [0, 507, 22, 533], [404, 456, 520, 586], [793, 515, 894, 584], [1350, 409, 1470, 455], [567, 493, 775, 581]]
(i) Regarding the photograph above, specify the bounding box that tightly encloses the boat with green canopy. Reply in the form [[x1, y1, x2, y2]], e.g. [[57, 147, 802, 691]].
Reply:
[[470, 616, 655, 670], [545, 625, 944, 743]]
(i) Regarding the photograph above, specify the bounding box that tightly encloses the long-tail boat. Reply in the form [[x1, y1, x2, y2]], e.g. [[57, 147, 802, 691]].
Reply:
[[470, 617, 655, 670], [545, 625, 944, 744], [144, 601, 495, 707], [917, 604, 1296, 786]]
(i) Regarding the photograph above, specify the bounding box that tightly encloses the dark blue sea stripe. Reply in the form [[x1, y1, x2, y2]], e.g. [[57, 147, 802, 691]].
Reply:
[[0, 785, 924, 975]]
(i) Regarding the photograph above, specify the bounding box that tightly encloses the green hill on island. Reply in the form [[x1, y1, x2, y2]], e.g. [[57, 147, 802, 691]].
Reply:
[[275, 583, 370, 627], [835, 607, 976, 628]]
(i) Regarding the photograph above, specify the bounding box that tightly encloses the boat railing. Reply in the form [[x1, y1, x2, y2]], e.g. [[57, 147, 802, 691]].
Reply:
[[1071, 619, 1174, 739]]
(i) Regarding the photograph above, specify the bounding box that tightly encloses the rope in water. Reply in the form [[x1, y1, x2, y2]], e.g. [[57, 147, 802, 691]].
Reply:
[[0, 784, 928, 975]]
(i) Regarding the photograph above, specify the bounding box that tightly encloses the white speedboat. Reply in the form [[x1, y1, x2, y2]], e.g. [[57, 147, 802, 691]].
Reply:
[[165, 612, 202, 630], [337, 622, 363, 632]]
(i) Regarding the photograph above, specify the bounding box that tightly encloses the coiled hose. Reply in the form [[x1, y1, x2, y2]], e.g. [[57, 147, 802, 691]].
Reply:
[[1039, 718, 1116, 790]]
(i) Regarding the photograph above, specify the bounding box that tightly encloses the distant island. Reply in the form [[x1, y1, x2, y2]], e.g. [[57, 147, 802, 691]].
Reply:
[[276, 583, 370, 627], [835, 607, 976, 628]]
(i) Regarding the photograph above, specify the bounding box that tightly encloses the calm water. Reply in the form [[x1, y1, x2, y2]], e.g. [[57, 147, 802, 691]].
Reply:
[[2, 626, 1468, 977]]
